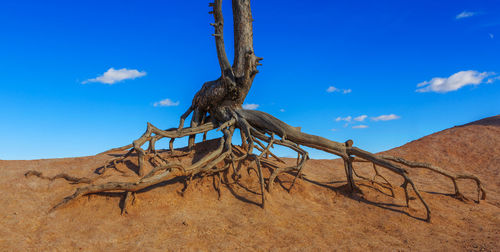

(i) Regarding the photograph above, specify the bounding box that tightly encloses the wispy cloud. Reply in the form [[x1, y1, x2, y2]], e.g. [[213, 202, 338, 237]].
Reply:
[[371, 114, 400, 121], [456, 11, 476, 19], [335, 116, 352, 122], [354, 115, 367, 122], [490, 33, 494, 39], [154, 98, 179, 107], [337, 114, 399, 128], [280, 108, 285, 112], [487, 76, 500, 84], [352, 125, 368, 129], [416, 70, 496, 93], [337, 115, 367, 123], [82, 68, 146, 84], [243, 103, 259, 110], [327, 86, 351, 94]]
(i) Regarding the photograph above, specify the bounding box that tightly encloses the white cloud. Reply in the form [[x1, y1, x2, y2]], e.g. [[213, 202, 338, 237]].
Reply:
[[456, 11, 476, 19], [490, 33, 494, 39], [371, 114, 400, 121], [335, 116, 352, 122], [352, 125, 368, 129], [416, 70, 496, 93], [354, 115, 367, 122], [83, 68, 146, 84], [154, 98, 179, 107], [280, 108, 285, 112], [331, 128, 337, 132], [326, 86, 338, 93], [243, 103, 259, 110], [336, 115, 367, 124], [327, 86, 351, 94]]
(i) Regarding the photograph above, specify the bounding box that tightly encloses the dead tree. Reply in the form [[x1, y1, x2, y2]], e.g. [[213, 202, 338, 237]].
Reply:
[[26, 0, 486, 222]]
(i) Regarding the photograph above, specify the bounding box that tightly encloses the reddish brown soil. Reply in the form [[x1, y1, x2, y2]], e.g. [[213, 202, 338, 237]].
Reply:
[[1, 115, 499, 251]]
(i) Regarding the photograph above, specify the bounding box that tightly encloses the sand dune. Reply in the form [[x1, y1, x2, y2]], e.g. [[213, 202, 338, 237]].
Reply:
[[1, 115, 499, 251]]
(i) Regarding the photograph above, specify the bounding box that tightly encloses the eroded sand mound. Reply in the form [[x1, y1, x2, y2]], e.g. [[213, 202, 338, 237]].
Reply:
[[1, 115, 499, 251]]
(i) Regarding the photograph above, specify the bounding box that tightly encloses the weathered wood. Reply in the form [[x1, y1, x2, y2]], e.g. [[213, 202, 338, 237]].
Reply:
[[27, 0, 485, 222]]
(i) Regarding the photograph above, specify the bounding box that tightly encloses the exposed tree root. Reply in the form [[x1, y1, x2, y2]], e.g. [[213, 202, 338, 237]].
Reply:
[[25, 0, 486, 223], [26, 108, 487, 222]]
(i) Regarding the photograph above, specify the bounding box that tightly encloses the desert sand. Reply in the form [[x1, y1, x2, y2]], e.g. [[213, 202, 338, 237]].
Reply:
[[1, 115, 499, 251]]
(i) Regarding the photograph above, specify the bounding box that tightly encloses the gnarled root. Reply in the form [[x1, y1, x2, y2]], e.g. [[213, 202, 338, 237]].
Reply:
[[236, 109, 487, 221], [49, 120, 234, 212], [26, 107, 486, 222]]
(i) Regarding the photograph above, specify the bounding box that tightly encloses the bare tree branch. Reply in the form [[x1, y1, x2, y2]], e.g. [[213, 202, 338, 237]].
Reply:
[[209, 0, 234, 79]]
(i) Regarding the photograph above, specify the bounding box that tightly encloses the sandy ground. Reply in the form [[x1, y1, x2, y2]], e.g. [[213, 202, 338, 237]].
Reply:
[[1, 115, 499, 251]]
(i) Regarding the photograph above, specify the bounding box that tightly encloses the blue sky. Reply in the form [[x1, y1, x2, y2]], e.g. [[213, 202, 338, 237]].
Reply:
[[0, 0, 499, 160]]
